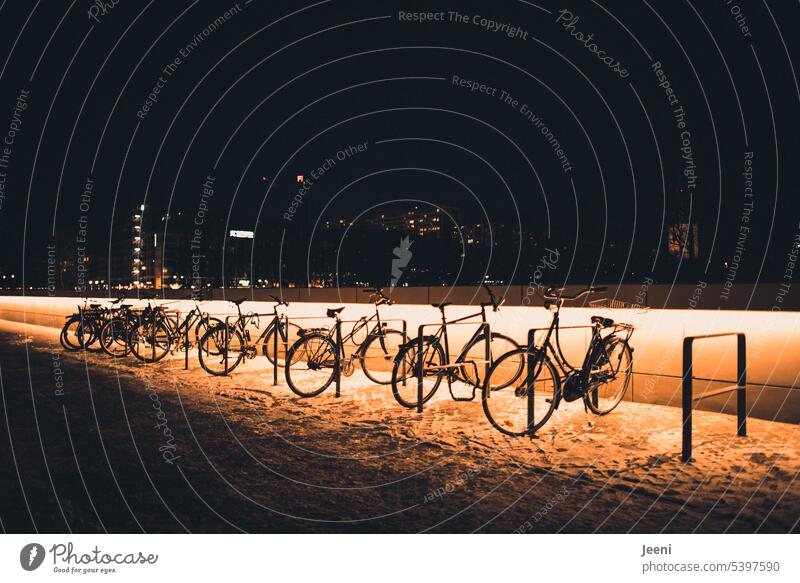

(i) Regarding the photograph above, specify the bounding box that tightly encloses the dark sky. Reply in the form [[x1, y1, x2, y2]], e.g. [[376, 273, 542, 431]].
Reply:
[[0, 0, 798, 284]]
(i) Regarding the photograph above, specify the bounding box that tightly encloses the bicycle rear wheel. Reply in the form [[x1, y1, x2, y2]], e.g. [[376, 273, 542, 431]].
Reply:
[[584, 337, 632, 415], [360, 328, 405, 385], [284, 332, 338, 397], [390, 339, 445, 409], [482, 349, 559, 437]]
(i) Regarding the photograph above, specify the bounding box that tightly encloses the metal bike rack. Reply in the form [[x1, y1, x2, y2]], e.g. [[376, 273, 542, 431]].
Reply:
[[682, 332, 747, 463], [271, 314, 286, 386], [180, 310, 215, 370], [324, 317, 409, 398], [222, 312, 278, 378], [415, 321, 491, 414], [278, 314, 334, 397]]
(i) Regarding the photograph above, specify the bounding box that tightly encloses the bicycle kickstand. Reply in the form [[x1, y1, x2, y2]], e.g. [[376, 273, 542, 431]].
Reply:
[[582, 398, 594, 429]]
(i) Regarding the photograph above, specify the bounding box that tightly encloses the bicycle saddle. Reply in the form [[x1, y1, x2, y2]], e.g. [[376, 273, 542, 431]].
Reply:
[[230, 298, 247, 305], [591, 316, 614, 327], [119, 304, 133, 309], [326, 307, 345, 318], [89, 303, 102, 309], [431, 302, 452, 309]]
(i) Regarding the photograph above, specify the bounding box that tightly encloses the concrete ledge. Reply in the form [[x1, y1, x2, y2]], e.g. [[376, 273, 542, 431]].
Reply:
[[2, 281, 798, 310], [1, 295, 797, 423]]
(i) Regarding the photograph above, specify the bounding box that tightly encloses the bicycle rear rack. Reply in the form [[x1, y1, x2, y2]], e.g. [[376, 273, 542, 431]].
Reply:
[[682, 332, 747, 462]]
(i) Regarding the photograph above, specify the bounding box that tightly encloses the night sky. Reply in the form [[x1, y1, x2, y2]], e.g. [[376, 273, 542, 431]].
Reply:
[[0, 0, 798, 286]]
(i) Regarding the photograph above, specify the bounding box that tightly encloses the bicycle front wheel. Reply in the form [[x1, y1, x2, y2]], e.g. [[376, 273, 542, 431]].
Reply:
[[60, 316, 92, 351], [459, 332, 522, 389], [100, 318, 131, 357], [198, 325, 245, 375], [584, 337, 632, 415], [284, 332, 338, 397], [194, 317, 225, 345], [360, 328, 405, 385], [263, 321, 303, 366], [482, 349, 559, 437], [129, 319, 172, 363], [390, 339, 445, 409]]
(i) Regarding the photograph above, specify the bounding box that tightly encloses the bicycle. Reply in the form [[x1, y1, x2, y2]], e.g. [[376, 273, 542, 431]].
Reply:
[[128, 294, 222, 363], [284, 288, 406, 397], [98, 301, 138, 357], [482, 285, 634, 437], [60, 296, 125, 352], [197, 296, 300, 376], [389, 284, 523, 409]]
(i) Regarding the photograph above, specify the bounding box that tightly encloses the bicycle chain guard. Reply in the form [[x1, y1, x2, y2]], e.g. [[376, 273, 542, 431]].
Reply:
[[563, 370, 588, 402]]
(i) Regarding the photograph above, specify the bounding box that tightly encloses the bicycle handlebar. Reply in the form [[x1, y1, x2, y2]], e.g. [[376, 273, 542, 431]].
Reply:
[[482, 283, 503, 311], [269, 294, 289, 307], [363, 287, 393, 305]]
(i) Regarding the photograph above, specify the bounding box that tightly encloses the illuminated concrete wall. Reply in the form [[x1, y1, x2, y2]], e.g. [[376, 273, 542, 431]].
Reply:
[[1, 296, 797, 423]]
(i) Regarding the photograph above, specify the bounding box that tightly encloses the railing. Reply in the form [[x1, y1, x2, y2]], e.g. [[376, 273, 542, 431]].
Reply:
[[682, 332, 747, 462], [415, 322, 490, 413]]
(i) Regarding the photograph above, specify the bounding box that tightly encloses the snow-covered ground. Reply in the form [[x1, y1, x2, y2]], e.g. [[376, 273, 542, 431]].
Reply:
[[1, 317, 798, 533]]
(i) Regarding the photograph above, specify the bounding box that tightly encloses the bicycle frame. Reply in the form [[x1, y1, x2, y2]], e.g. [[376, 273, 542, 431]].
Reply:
[[524, 302, 634, 412], [320, 304, 393, 368], [415, 321, 491, 413], [427, 304, 492, 373], [220, 301, 289, 375]]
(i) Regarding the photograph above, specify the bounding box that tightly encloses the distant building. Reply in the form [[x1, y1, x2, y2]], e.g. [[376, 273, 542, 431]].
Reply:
[[668, 223, 700, 259], [363, 206, 456, 237]]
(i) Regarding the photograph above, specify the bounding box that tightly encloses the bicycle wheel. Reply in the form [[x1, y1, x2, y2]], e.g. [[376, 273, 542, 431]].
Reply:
[[284, 332, 338, 397], [390, 338, 446, 409], [459, 332, 522, 389], [198, 325, 246, 375], [584, 337, 632, 415], [60, 316, 91, 351], [263, 321, 303, 366], [129, 318, 172, 362], [360, 328, 405, 385], [482, 349, 559, 437], [83, 317, 106, 352], [100, 317, 131, 357], [194, 317, 225, 345]]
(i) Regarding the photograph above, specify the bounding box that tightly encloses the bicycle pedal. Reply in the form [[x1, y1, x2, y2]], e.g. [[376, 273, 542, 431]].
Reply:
[[341, 360, 355, 377]]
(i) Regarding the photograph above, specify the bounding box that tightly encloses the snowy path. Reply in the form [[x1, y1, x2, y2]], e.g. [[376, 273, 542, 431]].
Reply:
[[0, 319, 797, 532]]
